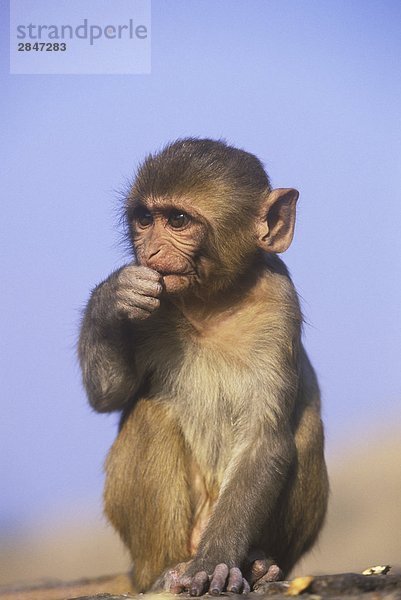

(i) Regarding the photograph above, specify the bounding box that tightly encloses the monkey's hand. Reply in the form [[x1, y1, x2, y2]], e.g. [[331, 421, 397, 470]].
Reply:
[[79, 264, 162, 412], [155, 551, 283, 596], [160, 561, 249, 596], [114, 265, 162, 321]]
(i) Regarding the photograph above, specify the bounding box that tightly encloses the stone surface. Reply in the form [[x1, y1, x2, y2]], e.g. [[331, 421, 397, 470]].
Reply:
[[1, 573, 401, 600]]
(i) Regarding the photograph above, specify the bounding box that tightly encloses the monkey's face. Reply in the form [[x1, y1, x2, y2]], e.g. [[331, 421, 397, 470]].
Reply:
[[126, 136, 299, 298], [129, 198, 209, 295]]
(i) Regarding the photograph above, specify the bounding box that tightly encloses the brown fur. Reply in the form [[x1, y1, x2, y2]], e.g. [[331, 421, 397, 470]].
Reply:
[[79, 138, 328, 593], [103, 260, 327, 590]]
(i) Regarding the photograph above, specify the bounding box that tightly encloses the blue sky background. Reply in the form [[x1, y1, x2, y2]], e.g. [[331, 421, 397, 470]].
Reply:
[[1, 0, 400, 534]]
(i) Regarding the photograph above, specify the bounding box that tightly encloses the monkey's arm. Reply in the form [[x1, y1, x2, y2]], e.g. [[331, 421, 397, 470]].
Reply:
[[175, 351, 298, 595], [163, 428, 295, 596], [191, 431, 295, 594], [78, 265, 161, 412]]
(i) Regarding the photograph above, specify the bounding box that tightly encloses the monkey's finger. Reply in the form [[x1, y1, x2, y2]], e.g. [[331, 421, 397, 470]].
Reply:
[[118, 268, 162, 295], [209, 563, 229, 595], [119, 278, 163, 298], [135, 279, 163, 298], [117, 293, 160, 313], [169, 560, 193, 593], [254, 564, 284, 588], [168, 561, 192, 593], [242, 578, 251, 594], [161, 570, 178, 591], [170, 571, 192, 594], [227, 567, 243, 593], [169, 581, 185, 594], [264, 564, 283, 582], [189, 571, 209, 597], [124, 265, 162, 282], [249, 558, 270, 585]]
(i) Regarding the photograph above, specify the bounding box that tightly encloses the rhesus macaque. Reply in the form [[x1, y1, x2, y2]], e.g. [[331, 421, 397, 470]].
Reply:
[[79, 138, 328, 596]]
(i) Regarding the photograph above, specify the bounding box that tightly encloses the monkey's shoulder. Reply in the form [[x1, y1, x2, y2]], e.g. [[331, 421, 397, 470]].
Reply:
[[233, 263, 302, 341], [259, 263, 300, 310]]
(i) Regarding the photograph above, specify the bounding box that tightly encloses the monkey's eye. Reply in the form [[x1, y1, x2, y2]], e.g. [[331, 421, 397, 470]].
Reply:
[[134, 207, 153, 228], [168, 210, 190, 229]]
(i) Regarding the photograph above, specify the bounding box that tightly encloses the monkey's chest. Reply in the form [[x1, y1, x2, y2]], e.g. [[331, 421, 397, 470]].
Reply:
[[142, 311, 270, 477], [161, 340, 260, 478]]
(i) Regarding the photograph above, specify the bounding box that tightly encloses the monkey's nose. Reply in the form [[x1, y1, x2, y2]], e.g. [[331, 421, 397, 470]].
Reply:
[[147, 247, 162, 260]]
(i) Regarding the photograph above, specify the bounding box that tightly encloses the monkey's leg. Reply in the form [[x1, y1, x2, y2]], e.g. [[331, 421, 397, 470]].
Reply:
[[104, 399, 192, 592]]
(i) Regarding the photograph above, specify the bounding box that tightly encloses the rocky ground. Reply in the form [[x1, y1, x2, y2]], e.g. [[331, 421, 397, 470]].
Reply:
[[1, 572, 401, 600]]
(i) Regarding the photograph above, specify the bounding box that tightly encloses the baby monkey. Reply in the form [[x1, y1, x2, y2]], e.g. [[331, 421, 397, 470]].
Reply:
[[79, 138, 328, 595]]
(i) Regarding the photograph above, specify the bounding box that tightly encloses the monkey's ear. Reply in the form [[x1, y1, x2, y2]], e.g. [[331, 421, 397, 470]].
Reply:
[[257, 188, 299, 253]]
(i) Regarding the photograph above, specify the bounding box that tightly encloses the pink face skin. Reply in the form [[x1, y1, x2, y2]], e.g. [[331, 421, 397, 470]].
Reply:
[[130, 198, 207, 295]]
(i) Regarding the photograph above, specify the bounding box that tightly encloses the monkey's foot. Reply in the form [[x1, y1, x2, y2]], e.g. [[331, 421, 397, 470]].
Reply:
[[164, 562, 250, 596]]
